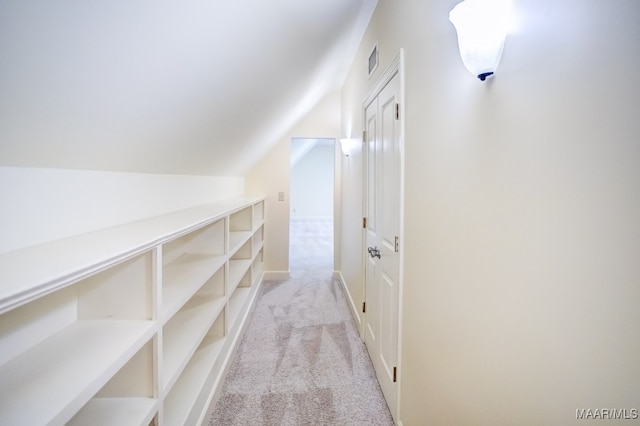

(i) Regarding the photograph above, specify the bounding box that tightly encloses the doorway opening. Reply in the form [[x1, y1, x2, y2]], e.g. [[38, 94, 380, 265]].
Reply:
[[289, 138, 335, 273]]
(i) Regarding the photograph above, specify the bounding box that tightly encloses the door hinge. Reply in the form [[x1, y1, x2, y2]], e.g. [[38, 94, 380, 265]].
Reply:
[[362, 130, 367, 143], [393, 366, 397, 383], [394, 236, 399, 253], [362, 217, 367, 228], [362, 302, 366, 313], [395, 103, 400, 120]]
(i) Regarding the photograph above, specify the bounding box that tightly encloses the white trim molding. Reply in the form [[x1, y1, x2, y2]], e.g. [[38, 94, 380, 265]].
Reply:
[[334, 271, 362, 328]]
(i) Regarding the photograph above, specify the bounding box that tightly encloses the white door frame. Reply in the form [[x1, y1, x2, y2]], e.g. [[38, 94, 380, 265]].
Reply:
[[362, 48, 405, 422]]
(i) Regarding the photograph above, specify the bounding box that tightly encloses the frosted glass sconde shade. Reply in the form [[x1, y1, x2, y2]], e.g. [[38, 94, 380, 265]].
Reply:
[[340, 138, 360, 157], [449, 0, 510, 81]]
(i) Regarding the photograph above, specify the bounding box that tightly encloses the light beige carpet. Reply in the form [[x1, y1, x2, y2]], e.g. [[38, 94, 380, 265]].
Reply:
[[207, 220, 393, 425]]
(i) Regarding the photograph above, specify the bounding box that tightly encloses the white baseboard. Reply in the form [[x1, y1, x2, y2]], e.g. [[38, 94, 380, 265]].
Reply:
[[263, 270, 290, 280], [334, 271, 361, 328]]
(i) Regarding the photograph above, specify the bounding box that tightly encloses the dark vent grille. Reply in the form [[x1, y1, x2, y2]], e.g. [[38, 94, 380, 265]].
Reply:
[[368, 44, 378, 76]]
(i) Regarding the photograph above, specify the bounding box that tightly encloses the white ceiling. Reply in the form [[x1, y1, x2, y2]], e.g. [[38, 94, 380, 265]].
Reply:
[[0, 0, 376, 176]]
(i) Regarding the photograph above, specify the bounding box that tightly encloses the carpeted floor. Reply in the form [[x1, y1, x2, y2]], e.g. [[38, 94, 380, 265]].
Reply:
[[207, 220, 393, 425]]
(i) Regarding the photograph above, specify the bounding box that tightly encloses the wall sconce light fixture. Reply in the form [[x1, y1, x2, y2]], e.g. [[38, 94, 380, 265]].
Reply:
[[449, 0, 511, 81], [340, 138, 361, 157]]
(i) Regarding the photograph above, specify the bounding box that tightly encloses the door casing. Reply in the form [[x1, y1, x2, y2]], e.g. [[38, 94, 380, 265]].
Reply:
[[361, 49, 405, 423]]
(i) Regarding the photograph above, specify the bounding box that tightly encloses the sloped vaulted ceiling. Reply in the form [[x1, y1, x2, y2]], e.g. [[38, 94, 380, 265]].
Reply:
[[0, 0, 376, 176]]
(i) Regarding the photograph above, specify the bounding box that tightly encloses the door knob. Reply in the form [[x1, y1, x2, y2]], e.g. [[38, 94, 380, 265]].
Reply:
[[367, 246, 381, 259]]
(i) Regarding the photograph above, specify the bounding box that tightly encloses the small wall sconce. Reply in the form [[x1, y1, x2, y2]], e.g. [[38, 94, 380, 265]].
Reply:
[[449, 0, 511, 81], [340, 138, 361, 157]]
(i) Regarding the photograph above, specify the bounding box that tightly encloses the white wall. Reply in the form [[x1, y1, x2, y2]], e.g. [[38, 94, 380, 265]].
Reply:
[[0, 167, 244, 254], [291, 142, 335, 220], [336, 142, 364, 321], [339, 0, 640, 424]]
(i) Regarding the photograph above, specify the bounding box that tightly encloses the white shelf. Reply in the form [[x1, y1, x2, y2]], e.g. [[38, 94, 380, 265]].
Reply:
[[163, 295, 225, 393], [253, 201, 265, 229], [228, 287, 251, 329], [229, 231, 252, 255], [164, 335, 225, 426], [253, 240, 265, 260], [0, 320, 156, 425], [229, 259, 252, 293], [162, 253, 225, 320], [0, 195, 266, 424], [67, 397, 158, 426], [252, 259, 264, 287], [253, 218, 265, 231]]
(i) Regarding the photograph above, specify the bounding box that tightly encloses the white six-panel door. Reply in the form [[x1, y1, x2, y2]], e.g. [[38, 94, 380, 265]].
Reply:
[[364, 70, 401, 421]]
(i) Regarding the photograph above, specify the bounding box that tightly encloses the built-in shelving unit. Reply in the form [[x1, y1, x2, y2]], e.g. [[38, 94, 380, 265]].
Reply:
[[0, 196, 266, 425]]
